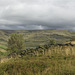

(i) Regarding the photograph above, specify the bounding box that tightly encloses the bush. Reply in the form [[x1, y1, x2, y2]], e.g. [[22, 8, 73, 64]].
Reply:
[[49, 39, 56, 45]]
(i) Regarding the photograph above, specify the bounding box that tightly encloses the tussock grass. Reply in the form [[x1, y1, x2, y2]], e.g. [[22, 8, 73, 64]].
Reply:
[[0, 54, 75, 75], [0, 45, 75, 75]]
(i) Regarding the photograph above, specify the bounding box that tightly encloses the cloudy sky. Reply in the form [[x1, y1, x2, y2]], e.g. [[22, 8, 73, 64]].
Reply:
[[0, 0, 75, 30]]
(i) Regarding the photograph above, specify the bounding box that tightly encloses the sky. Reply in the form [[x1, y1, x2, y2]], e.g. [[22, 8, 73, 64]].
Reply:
[[0, 0, 75, 30]]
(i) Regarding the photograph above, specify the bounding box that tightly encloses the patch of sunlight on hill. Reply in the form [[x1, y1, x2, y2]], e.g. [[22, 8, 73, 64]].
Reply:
[[0, 48, 7, 52]]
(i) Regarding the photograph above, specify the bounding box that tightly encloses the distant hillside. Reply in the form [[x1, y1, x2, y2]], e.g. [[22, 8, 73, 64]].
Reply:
[[0, 29, 75, 49]]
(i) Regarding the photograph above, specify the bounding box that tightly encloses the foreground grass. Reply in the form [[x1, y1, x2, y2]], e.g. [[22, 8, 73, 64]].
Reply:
[[0, 55, 75, 75]]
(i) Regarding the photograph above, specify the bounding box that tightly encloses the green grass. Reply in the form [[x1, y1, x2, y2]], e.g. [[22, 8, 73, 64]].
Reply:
[[0, 55, 75, 75], [0, 45, 7, 50], [0, 44, 75, 75], [0, 51, 10, 56]]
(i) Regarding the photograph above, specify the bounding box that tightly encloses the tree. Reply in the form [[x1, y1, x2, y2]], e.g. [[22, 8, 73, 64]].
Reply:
[[49, 39, 56, 45], [7, 33, 25, 53]]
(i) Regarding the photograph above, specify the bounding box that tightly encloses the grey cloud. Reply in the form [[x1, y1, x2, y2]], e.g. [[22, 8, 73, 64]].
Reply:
[[0, 0, 75, 30], [0, 25, 49, 30]]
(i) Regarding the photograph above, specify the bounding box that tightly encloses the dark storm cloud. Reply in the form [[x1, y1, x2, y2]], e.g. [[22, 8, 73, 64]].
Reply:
[[0, 0, 75, 30]]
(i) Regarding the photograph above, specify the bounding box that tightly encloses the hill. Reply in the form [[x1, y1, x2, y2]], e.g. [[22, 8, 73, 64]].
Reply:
[[0, 29, 75, 75], [0, 29, 75, 49]]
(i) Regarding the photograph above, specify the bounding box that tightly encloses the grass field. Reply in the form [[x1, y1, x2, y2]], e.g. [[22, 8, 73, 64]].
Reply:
[[0, 29, 75, 49], [0, 45, 75, 75], [0, 55, 75, 75], [0, 45, 7, 50]]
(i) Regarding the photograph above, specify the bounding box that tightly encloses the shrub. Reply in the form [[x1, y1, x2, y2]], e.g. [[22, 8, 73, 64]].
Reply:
[[49, 39, 56, 45]]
